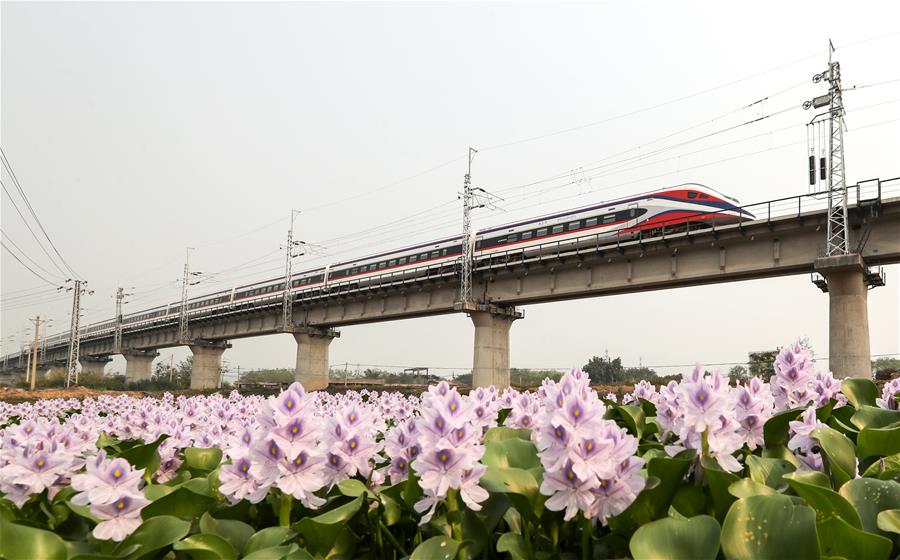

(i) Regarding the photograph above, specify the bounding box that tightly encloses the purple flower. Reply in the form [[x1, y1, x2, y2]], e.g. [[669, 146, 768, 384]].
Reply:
[[90, 494, 150, 541], [876, 378, 900, 410]]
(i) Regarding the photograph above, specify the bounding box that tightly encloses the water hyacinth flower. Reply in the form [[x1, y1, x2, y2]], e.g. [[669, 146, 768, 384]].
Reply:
[[788, 406, 824, 471], [675, 367, 728, 435], [218, 456, 269, 504], [771, 340, 817, 409], [91, 494, 151, 542], [535, 369, 646, 524], [876, 378, 900, 410], [321, 403, 383, 487], [71, 452, 145, 507], [412, 381, 489, 523], [734, 377, 774, 450], [0, 443, 72, 506]]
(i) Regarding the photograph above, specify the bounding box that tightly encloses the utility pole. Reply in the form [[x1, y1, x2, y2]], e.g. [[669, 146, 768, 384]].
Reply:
[[64, 280, 91, 388], [804, 40, 849, 256], [179, 248, 202, 343], [2, 335, 14, 369], [114, 286, 132, 353], [282, 210, 301, 331], [28, 316, 41, 391]]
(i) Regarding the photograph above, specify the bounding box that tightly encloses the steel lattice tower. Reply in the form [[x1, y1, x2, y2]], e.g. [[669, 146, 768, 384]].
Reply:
[[65, 280, 84, 387], [459, 147, 477, 305], [823, 57, 849, 256]]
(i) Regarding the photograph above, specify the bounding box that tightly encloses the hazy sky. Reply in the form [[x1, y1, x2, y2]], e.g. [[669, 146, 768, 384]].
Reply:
[[2, 1, 898, 379]]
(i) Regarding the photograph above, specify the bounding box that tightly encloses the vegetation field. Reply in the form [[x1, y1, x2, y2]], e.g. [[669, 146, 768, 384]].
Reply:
[[1, 340, 900, 559]]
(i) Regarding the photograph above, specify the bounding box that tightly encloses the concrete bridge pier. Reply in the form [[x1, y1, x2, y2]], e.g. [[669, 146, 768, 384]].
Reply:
[[189, 341, 232, 390], [123, 350, 160, 383], [815, 253, 872, 379], [79, 356, 111, 376], [293, 327, 340, 391], [469, 306, 522, 389]]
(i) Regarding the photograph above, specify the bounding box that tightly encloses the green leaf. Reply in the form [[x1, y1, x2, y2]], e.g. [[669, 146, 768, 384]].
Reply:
[[480, 465, 543, 523], [337, 479, 373, 498], [876, 509, 900, 534], [783, 472, 862, 528], [66, 501, 100, 523], [851, 406, 900, 430], [199, 512, 254, 555], [496, 532, 528, 560], [817, 516, 892, 560], [482, 427, 531, 442], [728, 478, 777, 499], [117, 434, 168, 473], [746, 455, 795, 489], [763, 407, 805, 448], [0, 518, 67, 560], [630, 515, 720, 560], [244, 545, 305, 560], [310, 495, 364, 525], [410, 536, 460, 560], [700, 455, 740, 522], [119, 515, 191, 558], [839, 478, 900, 540], [812, 426, 857, 487], [610, 404, 653, 439], [841, 378, 879, 409], [721, 494, 818, 560], [760, 445, 803, 469], [244, 527, 295, 555], [173, 533, 238, 560], [381, 494, 401, 526], [671, 484, 707, 518], [295, 496, 364, 558], [183, 447, 222, 472], [608, 454, 693, 535], [141, 487, 217, 519], [482, 438, 541, 471], [857, 423, 900, 458], [862, 452, 900, 482]]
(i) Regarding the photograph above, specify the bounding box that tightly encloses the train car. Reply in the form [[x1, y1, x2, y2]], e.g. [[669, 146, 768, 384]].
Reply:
[[325, 236, 463, 290], [473, 184, 752, 261], [50, 184, 752, 342]]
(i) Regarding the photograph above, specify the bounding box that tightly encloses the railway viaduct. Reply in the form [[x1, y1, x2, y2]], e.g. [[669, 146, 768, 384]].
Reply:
[[4, 181, 900, 389]]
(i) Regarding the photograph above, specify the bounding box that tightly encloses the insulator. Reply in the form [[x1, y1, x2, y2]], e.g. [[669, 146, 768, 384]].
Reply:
[[819, 157, 827, 181], [809, 156, 816, 185]]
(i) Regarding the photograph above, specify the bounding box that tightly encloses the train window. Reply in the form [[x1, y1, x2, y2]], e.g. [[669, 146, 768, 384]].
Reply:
[[551, 225, 564, 234], [508, 234, 518, 242], [536, 228, 548, 237], [603, 215, 616, 224], [389, 259, 397, 267], [421, 253, 428, 260], [699, 193, 710, 199], [497, 238, 506, 245], [629, 209, 637, 217], [399, 258, 406, 265], [586, 217, 598, 227], [522, 231, 532, 240], [687, 192, 698, 199], [442, 249, 448, 255], [568, 221, 580, 231], [351, 268, 358, 275], [379, 262, 386, 269], [431, 251, 440, 258], [409, 255, 417, 263]]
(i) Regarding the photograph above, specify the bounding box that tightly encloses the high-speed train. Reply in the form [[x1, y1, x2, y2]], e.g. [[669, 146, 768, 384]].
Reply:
[[45, 184, 752, 344]]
